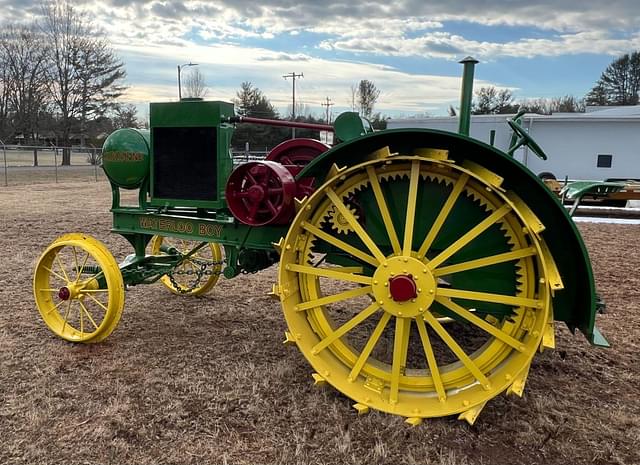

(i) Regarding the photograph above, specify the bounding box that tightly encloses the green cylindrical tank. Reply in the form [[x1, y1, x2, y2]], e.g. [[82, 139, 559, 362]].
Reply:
[[102, 128, 150, 189]]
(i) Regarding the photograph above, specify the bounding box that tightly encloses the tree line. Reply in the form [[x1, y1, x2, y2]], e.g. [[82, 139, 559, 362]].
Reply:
[[0, 1, 128, 164], [468, 51, 640, 115], [231, 79, 386, 150]]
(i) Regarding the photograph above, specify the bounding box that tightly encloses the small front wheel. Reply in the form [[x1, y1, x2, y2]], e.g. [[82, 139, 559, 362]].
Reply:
[[33, 233, 125, 343]]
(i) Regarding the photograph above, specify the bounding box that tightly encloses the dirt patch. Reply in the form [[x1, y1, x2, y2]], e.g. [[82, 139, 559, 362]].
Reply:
[[1, 181, 638, 465]]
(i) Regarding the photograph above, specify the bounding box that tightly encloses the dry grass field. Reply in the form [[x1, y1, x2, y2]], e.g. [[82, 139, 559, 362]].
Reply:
[[1, 181, 638, 465]]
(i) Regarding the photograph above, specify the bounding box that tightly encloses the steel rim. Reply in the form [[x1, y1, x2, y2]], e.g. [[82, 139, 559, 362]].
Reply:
[[278, 155, 553, 418], [33, 233, 125, 343]]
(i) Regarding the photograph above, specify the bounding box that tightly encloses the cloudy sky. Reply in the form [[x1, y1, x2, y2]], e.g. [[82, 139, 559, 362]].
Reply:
[[4, 0, 640, 118]]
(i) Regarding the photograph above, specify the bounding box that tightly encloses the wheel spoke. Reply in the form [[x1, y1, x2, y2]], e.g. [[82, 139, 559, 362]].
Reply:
[[302, 222, 379, 267], [61, 301, 72, 333], [78, 301, 99, 330], [390, 317, 411, 404], [366, 166, 401, 255], [86, 293, 109, 312], [402, 160, 421, 256], [331, 266, 364, 274], [415, 317, 446, 401], [423, 312, 490, 388], [418, 173, 469, 258], [79, 289, 109, 293], [55, 254, 71, 282], [79, 300, 84, 333], [348, 312, 392, 382], [266, 199, 278, 216], [46, 299, 67, 315], [247, 202, 259, 220], [311, 303, 380, 354], [433, 247, 536, 277], [74, 252, 90, 283], [296, 285, 372, 311], [72, 247, 79, 279], [326, 188, 386, 263], [435, 296, 524, 351], [287, 263, 373, 285], [428, 204, 511, 270], [246, 172, 257, 186], [43, 265, 67, 283], [436, 288, 541, 309]]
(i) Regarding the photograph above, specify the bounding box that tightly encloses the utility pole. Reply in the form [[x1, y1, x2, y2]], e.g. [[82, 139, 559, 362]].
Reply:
[[283, 71, 303, 138], [321, 97, 334, 124]]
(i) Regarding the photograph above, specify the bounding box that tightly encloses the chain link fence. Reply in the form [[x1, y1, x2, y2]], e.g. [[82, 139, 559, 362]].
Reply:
[[1, 142, 272, 187], [1, 143, 104, 186]]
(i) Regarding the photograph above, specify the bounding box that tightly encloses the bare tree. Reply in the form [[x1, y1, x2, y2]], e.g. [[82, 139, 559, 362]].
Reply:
[[357, 80, 380, 118], [520, 95, 585, 114], [40, 0, 126, 165], [183, 67, 207, 99], [550, 95, 585, 113], [0, 25, 49, 165], [0, 42, 11, 140], [472, 86, 518, 114]]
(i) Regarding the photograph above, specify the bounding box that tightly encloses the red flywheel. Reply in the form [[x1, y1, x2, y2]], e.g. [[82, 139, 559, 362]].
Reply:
[[265, 138, 329, 166], [225, 161, 298, 226]]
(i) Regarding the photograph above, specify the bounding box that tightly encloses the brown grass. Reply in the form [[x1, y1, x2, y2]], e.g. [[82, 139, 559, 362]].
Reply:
[[1, 181, 638, 465]]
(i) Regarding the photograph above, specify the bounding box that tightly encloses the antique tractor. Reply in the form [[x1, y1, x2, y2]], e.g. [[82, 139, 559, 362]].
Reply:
[[33, 58, 608, 425]]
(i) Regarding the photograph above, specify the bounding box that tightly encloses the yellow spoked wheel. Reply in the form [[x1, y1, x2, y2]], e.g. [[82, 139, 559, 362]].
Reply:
[[278, 154, 560, 423], [33, 233, 125, 343], [150, 236, 223, 295]]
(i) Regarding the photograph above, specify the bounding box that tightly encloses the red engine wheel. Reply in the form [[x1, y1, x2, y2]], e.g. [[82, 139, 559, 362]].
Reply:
[[266, 138, 329, 199], [225, 161, 298, 226], [265, 138, 329, 166]]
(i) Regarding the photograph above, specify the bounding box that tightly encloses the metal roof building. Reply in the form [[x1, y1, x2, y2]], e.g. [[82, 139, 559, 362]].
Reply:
[[388, 106, 640, 181]]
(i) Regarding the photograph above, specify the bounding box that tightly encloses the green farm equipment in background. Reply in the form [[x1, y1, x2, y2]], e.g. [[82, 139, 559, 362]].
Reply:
[[33, 57, 608, 425]]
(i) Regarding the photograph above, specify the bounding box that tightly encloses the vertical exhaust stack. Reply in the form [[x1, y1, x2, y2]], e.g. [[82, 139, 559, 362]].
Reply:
[[458, 56, 479, 136]]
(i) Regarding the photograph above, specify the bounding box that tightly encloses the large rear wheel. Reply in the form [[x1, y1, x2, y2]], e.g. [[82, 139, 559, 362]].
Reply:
[[277, 152, 559, 423]]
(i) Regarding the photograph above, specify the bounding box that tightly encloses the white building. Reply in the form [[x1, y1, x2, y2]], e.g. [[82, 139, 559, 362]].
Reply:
[[388, 106, 640, 181]]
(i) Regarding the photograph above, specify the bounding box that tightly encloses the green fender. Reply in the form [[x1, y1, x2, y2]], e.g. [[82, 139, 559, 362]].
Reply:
[[298, 128, 607, 346]]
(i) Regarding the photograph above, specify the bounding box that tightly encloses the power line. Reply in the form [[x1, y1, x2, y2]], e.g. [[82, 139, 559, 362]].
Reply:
[[283, 71, 303, 138], [321, 96, 334, 124]]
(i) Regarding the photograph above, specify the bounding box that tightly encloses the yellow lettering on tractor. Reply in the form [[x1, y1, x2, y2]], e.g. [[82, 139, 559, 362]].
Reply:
[[103, 151, 144, 162], [198, 223, 223, 237]]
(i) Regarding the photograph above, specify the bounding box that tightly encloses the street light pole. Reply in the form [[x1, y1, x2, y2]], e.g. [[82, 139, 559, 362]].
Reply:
[[177, 62, 198, 100]]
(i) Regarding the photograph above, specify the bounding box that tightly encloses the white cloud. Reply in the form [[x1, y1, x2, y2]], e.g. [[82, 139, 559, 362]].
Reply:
[[48, 0, 639, 61], [115, 42, 501, 114], [321, 30, 640, 60]]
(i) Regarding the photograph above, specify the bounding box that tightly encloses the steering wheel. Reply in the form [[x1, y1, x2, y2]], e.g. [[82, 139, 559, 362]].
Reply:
[[507, 110, 548, 160]]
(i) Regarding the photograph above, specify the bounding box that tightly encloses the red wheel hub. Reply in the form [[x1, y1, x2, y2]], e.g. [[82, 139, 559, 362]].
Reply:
[[247, 185, 265, 203], [388, 275, 418, 302], [58, 286, 71, 301], [225, 161, 298, 226]]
